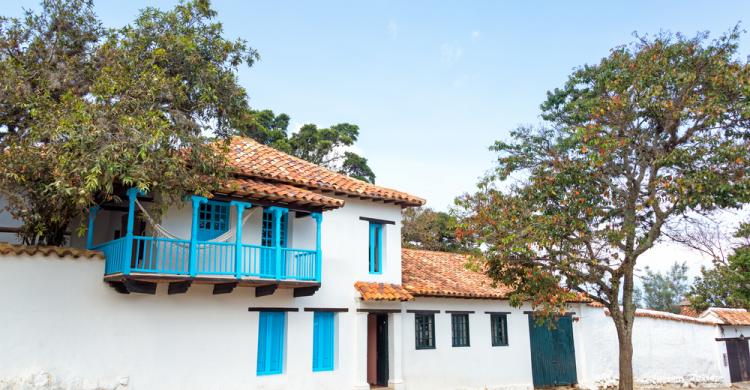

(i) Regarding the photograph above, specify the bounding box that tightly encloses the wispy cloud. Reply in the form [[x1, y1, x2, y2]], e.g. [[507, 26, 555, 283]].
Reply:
[[387, 19, 398, 39], [440, 43, 463, 65], [471, 30, 481, 40]]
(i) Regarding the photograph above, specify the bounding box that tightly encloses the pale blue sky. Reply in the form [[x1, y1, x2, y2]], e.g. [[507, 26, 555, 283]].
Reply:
[[5, 1, 750, 212]]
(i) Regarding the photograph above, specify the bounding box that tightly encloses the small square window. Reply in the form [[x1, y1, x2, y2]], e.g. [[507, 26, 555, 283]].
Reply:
[[491, 314, 508, 346], [451, 313, 470, 347], [415, 313, 435, 349]]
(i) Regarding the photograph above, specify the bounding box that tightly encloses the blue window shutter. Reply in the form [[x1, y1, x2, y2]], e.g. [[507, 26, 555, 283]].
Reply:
[[313, 312, 334, 371], [368, 223, 383, 274], [197, 201, 229, 241], [257, 312, 285, 375]]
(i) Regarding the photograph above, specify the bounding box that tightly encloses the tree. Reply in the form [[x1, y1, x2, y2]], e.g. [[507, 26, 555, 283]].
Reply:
[[636, 262, 689, 313], [456, 29, 750, 390], [235, 109, 376, 183], [0, 0, 257, 245], [689, 222, 750, 311], [402, 207, 467, 253]]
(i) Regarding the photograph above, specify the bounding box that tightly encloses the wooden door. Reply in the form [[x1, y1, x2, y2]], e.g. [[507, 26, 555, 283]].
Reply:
[[727, 338, 750, 383], [367, 314, 389, 386], [528, 315, 578, 388]]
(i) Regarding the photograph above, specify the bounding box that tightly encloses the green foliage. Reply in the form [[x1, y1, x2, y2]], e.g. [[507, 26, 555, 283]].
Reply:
[[235, 109, 376, 183], [0, 0, 257, 245], [457, 29, 750, 388], [401, 207, 468, 253], [689, 228, 750, 311], [636, 262, 689, 313]]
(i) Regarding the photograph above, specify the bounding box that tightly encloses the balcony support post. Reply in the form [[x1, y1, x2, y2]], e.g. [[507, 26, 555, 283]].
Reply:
[[311, 212, 322, 282], [86, 205, 100, 250], [269, 206, 287, 280], [123, 188, 141, 276], [230, 201, 252, 279], [189, 195, 208, 277]]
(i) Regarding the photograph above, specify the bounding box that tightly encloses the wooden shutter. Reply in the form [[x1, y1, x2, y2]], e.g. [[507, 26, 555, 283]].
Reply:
[[313, 312, 335, 371], [257, 312, 285, 375]]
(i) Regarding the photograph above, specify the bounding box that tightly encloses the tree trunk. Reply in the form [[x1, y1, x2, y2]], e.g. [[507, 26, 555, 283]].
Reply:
[[610, 267, 636, 390]]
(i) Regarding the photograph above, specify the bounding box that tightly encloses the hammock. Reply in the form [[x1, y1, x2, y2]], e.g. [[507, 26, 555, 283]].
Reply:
[[135, 198, 255, 245]]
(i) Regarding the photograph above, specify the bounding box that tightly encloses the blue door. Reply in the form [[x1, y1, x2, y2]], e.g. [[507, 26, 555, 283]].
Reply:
[[527, 314, 577, 388]]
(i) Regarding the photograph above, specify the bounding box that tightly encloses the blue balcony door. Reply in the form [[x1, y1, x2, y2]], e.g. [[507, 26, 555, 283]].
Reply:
[[197, 201, 229, 241], [260, 208, 288, 277]]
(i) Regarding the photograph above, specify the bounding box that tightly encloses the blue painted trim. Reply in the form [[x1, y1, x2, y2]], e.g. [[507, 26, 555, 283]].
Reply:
[[123, 188, 143, 276], [189, 195, 208, 277], [230, 201, 252, 279], [257, 311, 286, 376], [368, 222, 383, 274], [86, 205, 100, 250], [311, 212, 322, 282], [268, 207, 288, 280], [312, 311, 335, 372]]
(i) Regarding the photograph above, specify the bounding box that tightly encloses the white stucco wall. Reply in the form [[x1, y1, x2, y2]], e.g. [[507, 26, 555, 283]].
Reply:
[[575, 305, 728, 388], [400, 298, 535, 390]]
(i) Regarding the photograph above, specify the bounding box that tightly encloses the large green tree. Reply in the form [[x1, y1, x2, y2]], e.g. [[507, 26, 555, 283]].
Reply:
[[235, 109, 376, 183], [0, 0, 257, 245], [402, 207, 467, 253], [636, 262, 689, 313], [457, 29, 750, 390]]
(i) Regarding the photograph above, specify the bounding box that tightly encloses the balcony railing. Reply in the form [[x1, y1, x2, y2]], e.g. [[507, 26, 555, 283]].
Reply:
[[96, 236, 319, 282], [91, 188, 324, 284]]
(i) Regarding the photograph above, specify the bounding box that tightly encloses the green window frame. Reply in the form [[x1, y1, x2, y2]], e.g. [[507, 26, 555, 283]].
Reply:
[[451, 313, 470, 347], [415, 313, 435, 349], [491, 314, 509, 346]]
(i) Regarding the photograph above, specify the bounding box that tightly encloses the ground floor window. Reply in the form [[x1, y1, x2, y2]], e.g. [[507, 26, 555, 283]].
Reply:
[[451, 313, 470, 347], [415, 313, 435, 349], [313, 311, 335, 371], [257, 311, 285, 375], [491, 314, 508, 346]]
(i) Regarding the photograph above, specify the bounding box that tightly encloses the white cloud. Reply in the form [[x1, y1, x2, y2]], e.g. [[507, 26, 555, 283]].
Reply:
[[387, 19, 398, 39], [471, 30, 481, 40], [440, 43, 463, 65]]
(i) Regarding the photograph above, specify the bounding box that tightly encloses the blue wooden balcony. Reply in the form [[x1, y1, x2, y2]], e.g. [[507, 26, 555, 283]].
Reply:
[[90, 188, 323, 296]]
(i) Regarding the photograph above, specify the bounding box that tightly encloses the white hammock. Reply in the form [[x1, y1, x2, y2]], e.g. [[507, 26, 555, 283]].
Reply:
[[135, 198, 255, 244]]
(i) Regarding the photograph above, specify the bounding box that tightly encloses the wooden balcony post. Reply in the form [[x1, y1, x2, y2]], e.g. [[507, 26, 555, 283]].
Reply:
[[189, 195, 208, 277], [123, 188, 141, 276], [230, 201, 252, 279], [86, 205, 100, 250], [311, 212, 322, 282], [270, 206, 287, 280]]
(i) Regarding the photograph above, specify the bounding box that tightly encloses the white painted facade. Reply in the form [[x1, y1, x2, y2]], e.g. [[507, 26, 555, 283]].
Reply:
[[0, 192, 744, 389]]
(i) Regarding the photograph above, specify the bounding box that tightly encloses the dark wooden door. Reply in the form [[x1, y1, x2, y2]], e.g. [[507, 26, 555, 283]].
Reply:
[[727, 338, 750, 383], [376, 314, 389, 386], [528, 315, 578, 388]]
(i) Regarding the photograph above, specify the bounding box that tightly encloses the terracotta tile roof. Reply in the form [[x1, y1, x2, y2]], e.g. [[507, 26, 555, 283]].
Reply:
[[218, 178, 344, 210], [225, 137, 425, 207], [355, 281, 414, 301], [401, 248, 513, 299], [704, 308, 750, 326], [0, 243, 103, 260]]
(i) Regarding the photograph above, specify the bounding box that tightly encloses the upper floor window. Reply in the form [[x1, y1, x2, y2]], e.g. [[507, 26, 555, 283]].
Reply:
[[451, 313, 470, 347], [369, 222, 383, 274], [262, 208, 288, 247], [491, 314, 508, 346], [415, 313, 435, 349], [312, 311, 336, 372], [197, 201, 229, 241], [257, 311, 285, 376]]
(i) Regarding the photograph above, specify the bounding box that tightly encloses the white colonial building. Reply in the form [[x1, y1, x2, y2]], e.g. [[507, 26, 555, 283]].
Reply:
[[0, 136, 749, 389]]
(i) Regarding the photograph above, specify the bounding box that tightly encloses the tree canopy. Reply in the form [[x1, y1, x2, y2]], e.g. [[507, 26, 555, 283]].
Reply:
[[0, 0, 257, 244], [235, 109, 376, 183], [401, 207, 467, 253], [636, 262, 689, 313], [457, 29, 750, 390]]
